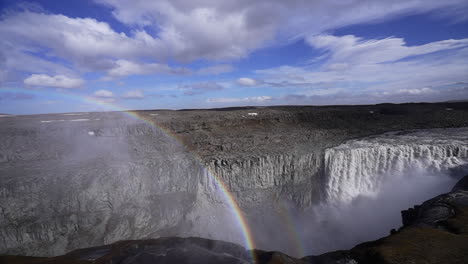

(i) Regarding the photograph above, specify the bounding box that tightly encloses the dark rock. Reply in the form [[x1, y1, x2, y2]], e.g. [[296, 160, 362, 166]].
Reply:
[[254, 250, 307, 264], [452, 174, 468, 192], [400, 190, 468, 231], [401, 174, 468, 231], [401, 205, 421, 227], [302, 250, 356, 264], [0, 237, 252, 264]]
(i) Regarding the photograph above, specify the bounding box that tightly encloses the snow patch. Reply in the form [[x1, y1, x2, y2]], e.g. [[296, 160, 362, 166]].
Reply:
[[40, 120, 66, 123], [41, 118, 98, 123]]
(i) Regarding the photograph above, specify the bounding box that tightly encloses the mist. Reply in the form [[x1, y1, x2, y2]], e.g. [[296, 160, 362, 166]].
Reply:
[[237, 166, 463, 258], [299, 168, 460, 255]]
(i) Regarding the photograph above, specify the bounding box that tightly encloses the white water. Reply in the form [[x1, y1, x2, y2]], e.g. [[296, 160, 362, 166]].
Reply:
[[324, 128, 468, 204], [300, 128, 468, 255]]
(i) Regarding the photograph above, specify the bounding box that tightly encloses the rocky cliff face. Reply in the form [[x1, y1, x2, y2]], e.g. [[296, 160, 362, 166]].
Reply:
[[0, 117, 205, 256], [1, 103, 468, 257], [3, 175, 468, 264]]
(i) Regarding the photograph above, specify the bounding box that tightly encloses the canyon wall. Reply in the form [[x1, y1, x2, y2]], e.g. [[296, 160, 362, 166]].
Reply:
[[1, 104, 467, 256]]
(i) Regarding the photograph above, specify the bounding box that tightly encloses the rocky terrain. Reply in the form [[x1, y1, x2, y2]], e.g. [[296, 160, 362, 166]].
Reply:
[[2, 174, 467, 264], [1, 102, 468, 257]]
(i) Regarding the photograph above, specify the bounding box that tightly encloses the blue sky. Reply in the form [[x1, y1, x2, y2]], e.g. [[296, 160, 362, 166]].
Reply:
[[1, 0, 468, 114]]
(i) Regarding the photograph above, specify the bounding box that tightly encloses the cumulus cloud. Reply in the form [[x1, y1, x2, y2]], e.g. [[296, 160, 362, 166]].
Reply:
[[105, 60, 190, 79], [2, 1, 468, 84], [237, 77, 259, 86], [0, 14, 138, 78], [122, 89, 145, 99], [181, 82, 224, 96], [2, 0, 468, 108], [94, 1, 279, 61], [94, 0, 468, 61], [207, 96, 272, 104], [0, 11, 189, 80], [93, 89, 114, 98], [0, 12, 159, 63], [24, 74, 85, 88], [0, 42, 75, 79]]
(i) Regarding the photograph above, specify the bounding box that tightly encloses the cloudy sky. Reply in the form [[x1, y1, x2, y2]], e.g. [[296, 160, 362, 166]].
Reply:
[[1, 0, 468, 114]]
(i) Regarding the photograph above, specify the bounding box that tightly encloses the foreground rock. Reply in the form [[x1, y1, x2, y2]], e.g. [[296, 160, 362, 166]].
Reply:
[[0, 238, 251, 264], [3, 175, 468, 264]]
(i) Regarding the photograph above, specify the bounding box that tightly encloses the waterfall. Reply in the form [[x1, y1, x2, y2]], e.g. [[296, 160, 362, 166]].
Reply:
[[294, 128, 468, 255], [323, 128, 468, 204]]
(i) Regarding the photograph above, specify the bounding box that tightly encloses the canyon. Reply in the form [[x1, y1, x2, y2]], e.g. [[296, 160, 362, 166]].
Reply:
[[1, 103, 468, 259]]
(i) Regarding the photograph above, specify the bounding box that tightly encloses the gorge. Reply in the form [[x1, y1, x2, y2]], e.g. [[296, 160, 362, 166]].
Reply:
[[1, 103, 468, 261]]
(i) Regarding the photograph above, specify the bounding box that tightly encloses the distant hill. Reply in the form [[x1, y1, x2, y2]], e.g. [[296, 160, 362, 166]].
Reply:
[[445, 99, 468, 103]]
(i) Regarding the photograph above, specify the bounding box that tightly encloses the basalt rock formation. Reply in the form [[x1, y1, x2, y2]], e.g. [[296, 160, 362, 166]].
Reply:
[[1, 103, 468, 257]]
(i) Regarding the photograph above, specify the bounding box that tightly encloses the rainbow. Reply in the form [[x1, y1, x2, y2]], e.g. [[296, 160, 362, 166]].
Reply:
[[277, 199, 306, 257], [1, 87, 258, 261], [118, 107, 258, 258]]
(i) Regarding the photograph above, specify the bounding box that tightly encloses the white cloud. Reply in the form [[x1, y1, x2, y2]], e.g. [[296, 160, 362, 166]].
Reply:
[[0, 42, 74, 80], [2, 0, 467, 85], [95, 1, 279, 61], [24, 74, 84, 88], [306, 34, 468, 65], [122, 89, 145, 99], [207, 96, 272, 103], [384, 87, 435, 96], [94, 0, 468, 62], [105, 59, 189, 79], [255, 35, 468, 97], [237, 77, 259, 86], [0, 12, 159, 63], [93, 89, 114, 98], [2, 1, 468, 109], [0, 12, 188, 80]]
